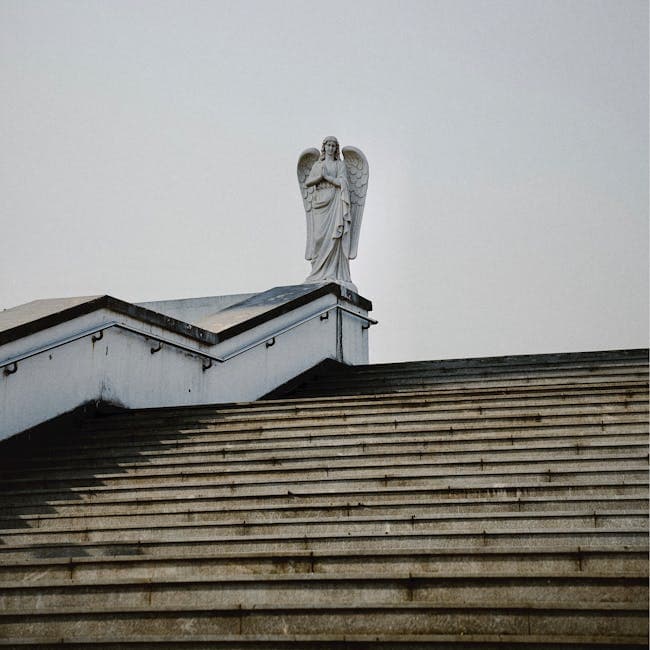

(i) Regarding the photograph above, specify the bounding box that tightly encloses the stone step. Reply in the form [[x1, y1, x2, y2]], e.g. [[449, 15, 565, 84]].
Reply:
[[223, 380, 650, 408], [1, 527, 646, 563], [1, 510, 645, 549], [288, 370, 650, 396], [174, 385, 650, 418], [2, 473, 647, 513], [290, 370, 647, 399], [5, 434, 647, 485], [164, 427, 648, 457], [0, 600, 646, 639], [84, 382, 646, 433], [3, 484, 646, 521], [3, 495, 645, 531], [321, 349, 648, 370], [87, 376, 649, 410], [2, 507, 646, 541], [3, 438, 647, 480], [332, 356, 647, 374], [2, 633, 648, 649], [8, 416, 647, 465], [2, 450, 647, 492], [290, 377, 648, 396], [316, 365, 649, 385], [14, 433, 644, 477], [345, 348, 647, 366], [55, 401, 650, 438], [77, 389, 649, 432], [1, 571, 647, 612], [1, 461, 647, 506], [8, 428, 647, 477], [2, 546, 646, 583], [290, 358, 648, 380], [299, 355, 648, 373], [15, 414, 648, 466], [16, 407, 647, 458]]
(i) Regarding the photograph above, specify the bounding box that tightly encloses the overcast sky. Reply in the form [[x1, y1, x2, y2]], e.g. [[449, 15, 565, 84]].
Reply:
[[1, 0, 647, 363]]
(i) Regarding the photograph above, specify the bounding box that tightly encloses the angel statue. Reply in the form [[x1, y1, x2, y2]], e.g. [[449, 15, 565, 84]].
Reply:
[[297, 136, 369, 292]]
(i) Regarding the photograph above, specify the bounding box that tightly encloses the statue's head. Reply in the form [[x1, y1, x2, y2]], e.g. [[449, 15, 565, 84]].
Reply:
[[320, 136, 340, 161]]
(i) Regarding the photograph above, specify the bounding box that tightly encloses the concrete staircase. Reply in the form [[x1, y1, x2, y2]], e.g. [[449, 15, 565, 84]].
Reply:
[[0, 349, 647, 647]]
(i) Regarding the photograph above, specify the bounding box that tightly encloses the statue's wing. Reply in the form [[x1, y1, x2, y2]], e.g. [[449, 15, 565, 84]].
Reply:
[[342, 146, 369, 260], [297, 148, 320, 260]]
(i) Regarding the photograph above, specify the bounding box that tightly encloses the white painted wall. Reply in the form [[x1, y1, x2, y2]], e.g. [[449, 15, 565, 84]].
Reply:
[[0, 290, 371, 441]]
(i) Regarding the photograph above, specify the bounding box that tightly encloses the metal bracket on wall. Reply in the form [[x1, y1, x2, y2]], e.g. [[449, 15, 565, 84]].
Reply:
[[0, 304, 378, 377], [3, 362, 17, 376]]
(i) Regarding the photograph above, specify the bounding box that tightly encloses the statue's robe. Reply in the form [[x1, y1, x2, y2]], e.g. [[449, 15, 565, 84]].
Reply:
[[304, 158, 354, 287]]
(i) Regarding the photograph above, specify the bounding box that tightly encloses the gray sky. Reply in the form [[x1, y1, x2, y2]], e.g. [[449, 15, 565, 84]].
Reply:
[[1, 0, 647, 363]]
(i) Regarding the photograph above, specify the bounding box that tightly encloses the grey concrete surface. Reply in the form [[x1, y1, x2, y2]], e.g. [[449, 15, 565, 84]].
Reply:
[[0, 350, 647, 646]]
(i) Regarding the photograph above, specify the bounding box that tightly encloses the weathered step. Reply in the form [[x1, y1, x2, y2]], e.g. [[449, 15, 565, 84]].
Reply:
[[308, 363, 649, 384], [3, 418, 648, 464], [7, 423, 648, 478], [3, 486, 646, 524], [1, 526, 646, 562], [2, 632, 648, 649], [3, 439, 647, 484], [48, 402, 650, 438], [3, 475, 647, 515], [297, 356, 649, 376], [149, 379, 650, 411], [5, 431, 649, 474], [2, 451, 647, 492], [76, 382, 646, 436], [0, 600, 646, 639], [1, 571, 647, 611], [287, 369, 650, 396], [286, 355, 650, 388], [147, 385, 650, 422], [3, 453, 648, 498], [15, 394, 648, 443], [2, 432, 648, 478], [1, 509, 646, 548], [2, 546, 646, 583], [2, 636, 648, 650], [3, 495, 645, 532], [73, 389, 649, 435], [287, 376, 649, 398], [329, 355, 648, 374], [155, 380, 650, 409]]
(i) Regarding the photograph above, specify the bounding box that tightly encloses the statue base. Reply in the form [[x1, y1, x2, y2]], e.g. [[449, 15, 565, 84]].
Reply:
[[303, 278, 358, 294]]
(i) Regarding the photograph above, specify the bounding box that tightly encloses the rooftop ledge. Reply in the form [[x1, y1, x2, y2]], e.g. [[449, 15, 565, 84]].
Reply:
[[0, 282, 373, 348], [0, 283, 374, 440]]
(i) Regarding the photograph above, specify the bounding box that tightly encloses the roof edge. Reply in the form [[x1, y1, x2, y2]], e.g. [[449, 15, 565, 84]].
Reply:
[[0, 283, 372, 348], [214, 283, 372, 343], [0, 295, 219, 347]]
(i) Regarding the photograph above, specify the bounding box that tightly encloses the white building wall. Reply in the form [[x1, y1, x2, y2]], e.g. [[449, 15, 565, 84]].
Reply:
[[0, 290, 372, 441]]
